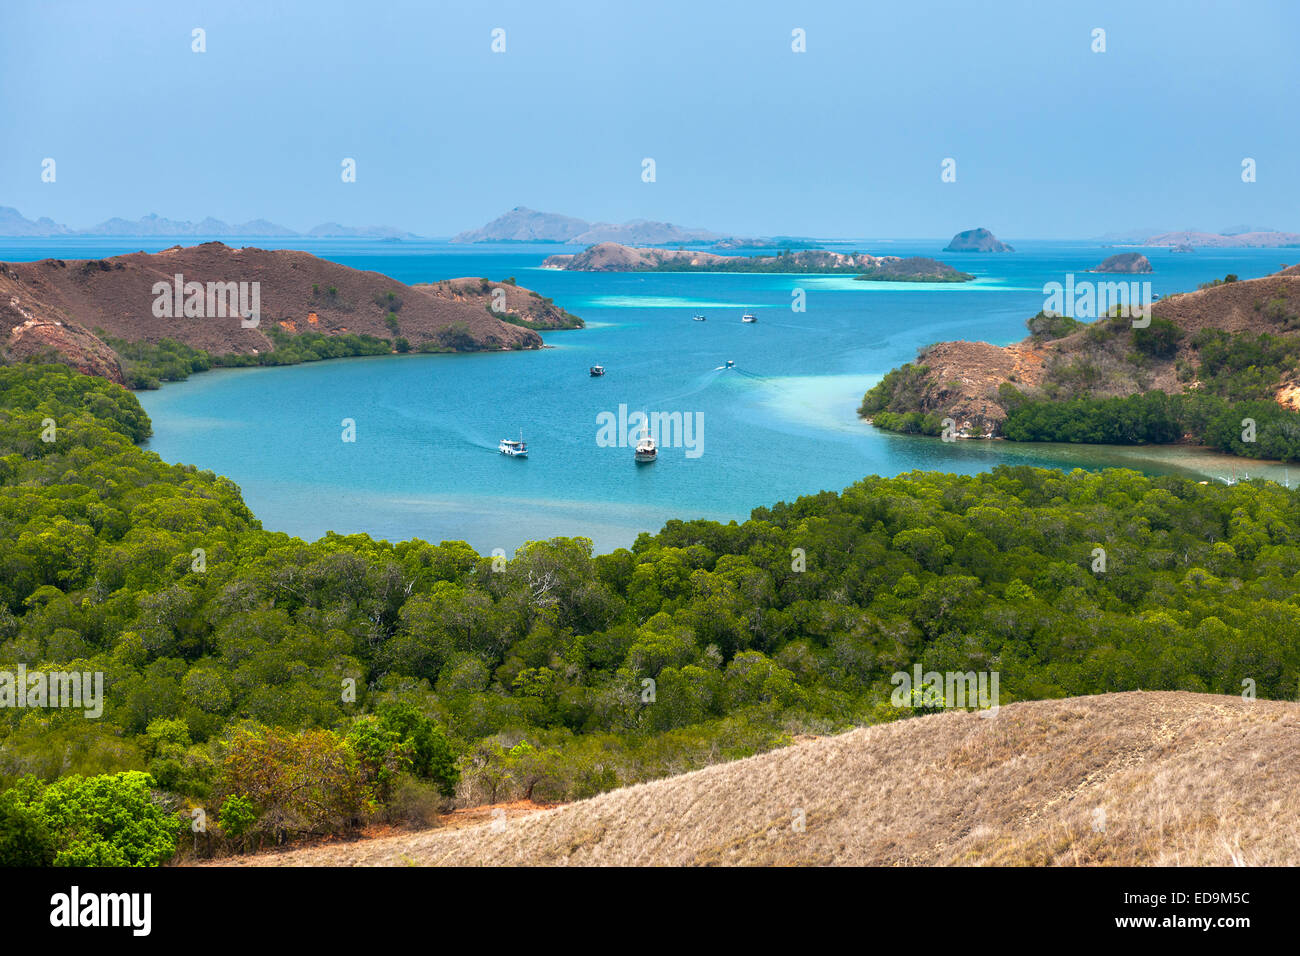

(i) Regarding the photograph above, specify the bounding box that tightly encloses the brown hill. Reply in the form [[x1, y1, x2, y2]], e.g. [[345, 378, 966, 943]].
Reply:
[[412, 278, 583, 330], [542, 242, 728, 271], [210, 691, 1300, 866], [865, 266, 1300, 436], [0, 243, 558, 382], [1093, 253, 1152, 273]]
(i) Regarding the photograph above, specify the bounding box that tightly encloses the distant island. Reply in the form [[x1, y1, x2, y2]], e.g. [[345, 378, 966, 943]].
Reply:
[[542, 242, 974, 280], [0, 243, 582, 388], [0, 206, 418, 239], [452, 206, 724, 246], [943, 228, 1014, 253], [1092, 253, 1152, 273], [1144, 229, 1300, 249], [711, 236, 824, 251]]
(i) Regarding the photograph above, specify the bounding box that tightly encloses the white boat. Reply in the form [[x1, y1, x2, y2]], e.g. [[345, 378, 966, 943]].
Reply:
[[634, 427, 657, 464], [499, 433, 528, 458], [693, 314, 707, 322], [589, 365, 605, 376], [741, 313, 757, 323], [725, 360, 735, 368]]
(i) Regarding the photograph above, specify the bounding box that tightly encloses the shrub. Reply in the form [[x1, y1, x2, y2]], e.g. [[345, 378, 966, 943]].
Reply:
[[214, 727, 372, 846], [1132, 317, 1183, 359], [20, 772, 179, 866], [1026, 311, 1084, 341], [0, 788, 56, 866]]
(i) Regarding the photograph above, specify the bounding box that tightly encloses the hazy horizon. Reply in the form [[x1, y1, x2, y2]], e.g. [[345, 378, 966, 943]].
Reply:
[[1, 202, 1295, 243], [2, 0, 1297, 239]]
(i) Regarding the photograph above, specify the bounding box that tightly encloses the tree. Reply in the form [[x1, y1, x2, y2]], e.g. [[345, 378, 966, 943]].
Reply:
[[215, 727, 372, 845]]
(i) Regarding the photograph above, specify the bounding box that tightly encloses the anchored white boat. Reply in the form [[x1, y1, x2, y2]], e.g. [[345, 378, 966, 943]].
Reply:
[[634, 427, 657, 464], [589, 365, 606, 376], [499, 432, 528, 458], [741, 313, 757, 323], [693, 314, 707, 322]]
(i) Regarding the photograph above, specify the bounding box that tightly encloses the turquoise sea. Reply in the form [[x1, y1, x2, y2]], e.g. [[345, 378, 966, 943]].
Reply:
[[5, 237, 1296, 554]]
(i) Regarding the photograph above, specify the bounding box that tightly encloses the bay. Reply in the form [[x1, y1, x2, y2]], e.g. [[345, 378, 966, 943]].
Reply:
[[6, 237, 1295, 553]]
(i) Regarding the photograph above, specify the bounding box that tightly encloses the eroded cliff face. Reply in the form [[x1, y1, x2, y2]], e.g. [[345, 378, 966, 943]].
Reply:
[[904, 340, 1049, 437], [1, 284, 125, 384]]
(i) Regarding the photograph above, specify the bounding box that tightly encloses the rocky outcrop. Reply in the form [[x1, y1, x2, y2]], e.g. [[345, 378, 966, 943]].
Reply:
[[943, 228, 1014, 253], [1093, 253, 1153, 273], [413, 278, 583, 330], [3, 307, 124, 384]]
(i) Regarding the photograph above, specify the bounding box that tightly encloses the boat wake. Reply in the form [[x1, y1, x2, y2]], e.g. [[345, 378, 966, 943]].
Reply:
[[648, 368, 727, 406]]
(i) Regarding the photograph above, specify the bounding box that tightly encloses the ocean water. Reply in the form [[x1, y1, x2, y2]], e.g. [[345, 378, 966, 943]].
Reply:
[[6, 237, 1296, 554]]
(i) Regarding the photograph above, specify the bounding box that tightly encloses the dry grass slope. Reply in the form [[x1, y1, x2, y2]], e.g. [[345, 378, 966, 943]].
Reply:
[[216, 691, 1300, 867]]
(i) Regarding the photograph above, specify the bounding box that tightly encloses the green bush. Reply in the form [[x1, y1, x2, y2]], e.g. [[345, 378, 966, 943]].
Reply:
[[1131, 317, 1183, 359], [0, 788, 56, 866], [9, 772, 179, 867]]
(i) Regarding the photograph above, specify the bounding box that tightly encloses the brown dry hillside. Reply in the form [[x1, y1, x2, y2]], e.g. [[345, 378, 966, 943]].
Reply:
[[413, 277, 583, 330], [868, 265, 1300, 436], [214, 691, 1300, 867], [0, 243, 561, 381]]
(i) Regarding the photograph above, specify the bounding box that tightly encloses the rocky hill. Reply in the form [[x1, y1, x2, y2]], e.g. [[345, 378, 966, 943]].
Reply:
[[0, 243, 565, 383], [213, 692, 1300, 866], [861, 265, 1300, 437], [1093, 253, 1152, 273], [412, 277, 583, 330], [451, 206, 591, 243], [943, 228, 1014, 252]]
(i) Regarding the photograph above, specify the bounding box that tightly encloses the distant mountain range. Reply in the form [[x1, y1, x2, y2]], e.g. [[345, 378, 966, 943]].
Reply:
[[1143, 229, 1300, 249], [0, 207, 418, 239], [451, 206, 728, 246], [1097, 225, 1300, 247]]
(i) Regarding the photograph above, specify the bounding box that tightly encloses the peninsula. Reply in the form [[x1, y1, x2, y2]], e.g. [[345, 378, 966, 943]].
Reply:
[[858, 265, 1300, 460], [0, 243, 581, 387]]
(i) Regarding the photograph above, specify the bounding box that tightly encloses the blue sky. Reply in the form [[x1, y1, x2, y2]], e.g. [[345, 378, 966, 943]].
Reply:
[[2, 0, 1297, 238]]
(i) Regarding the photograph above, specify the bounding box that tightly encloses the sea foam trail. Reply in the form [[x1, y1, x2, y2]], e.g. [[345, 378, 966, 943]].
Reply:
[[646, 368, 726, 407]]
